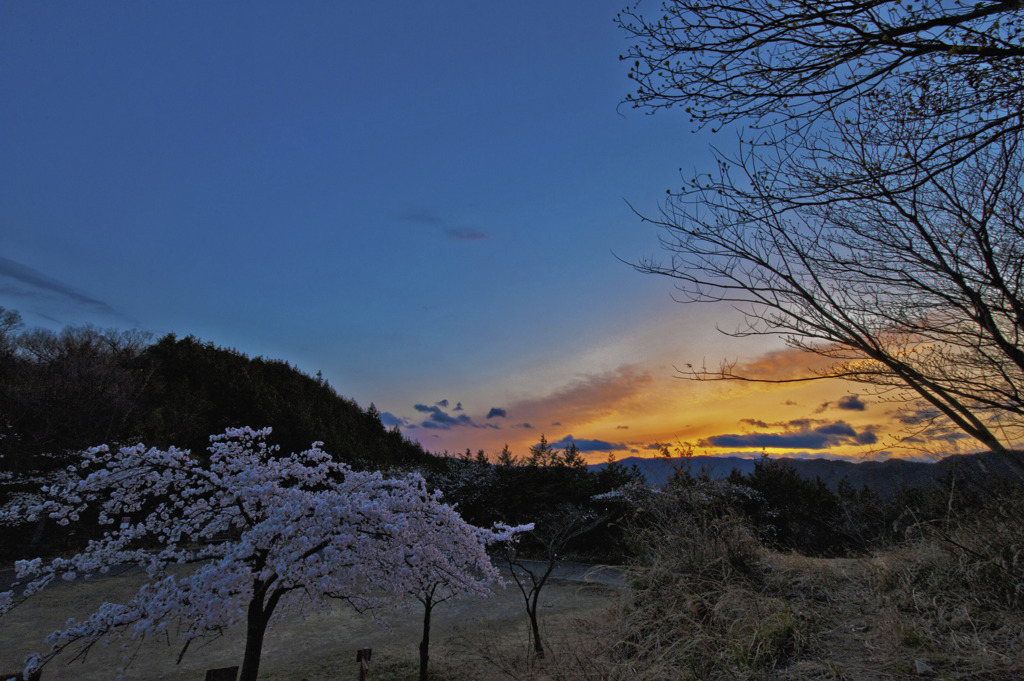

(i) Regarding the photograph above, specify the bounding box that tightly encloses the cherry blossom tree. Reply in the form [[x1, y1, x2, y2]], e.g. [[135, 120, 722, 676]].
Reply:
[[0, 427, 522, 681], [501, 504, 612, 659], [386, 503, 525, 681]]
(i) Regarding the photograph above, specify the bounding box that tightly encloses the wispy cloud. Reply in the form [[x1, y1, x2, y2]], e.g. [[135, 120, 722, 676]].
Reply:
[[503, 364, 657, 431], [728, 346, 836, 382], [397, 209, 444, 226], [0, 256, 137, 326], [397, 208, 490, 241]]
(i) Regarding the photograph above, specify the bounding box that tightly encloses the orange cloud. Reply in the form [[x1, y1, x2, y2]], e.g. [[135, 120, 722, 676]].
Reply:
[[715, 345, 838, 384], [505, 364, 658, 429]]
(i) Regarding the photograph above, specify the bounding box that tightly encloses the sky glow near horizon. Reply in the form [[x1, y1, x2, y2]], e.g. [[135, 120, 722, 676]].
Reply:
[[1, 2, 951, 462]]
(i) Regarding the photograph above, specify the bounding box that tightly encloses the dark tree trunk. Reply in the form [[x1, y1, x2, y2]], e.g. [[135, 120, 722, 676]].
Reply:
[[528, 591, 544, 658], [238, 598, 269, 681], [419, 600, 433, 681]]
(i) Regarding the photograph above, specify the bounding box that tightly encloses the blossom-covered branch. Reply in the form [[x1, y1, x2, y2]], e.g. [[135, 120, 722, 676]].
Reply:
[[1, 427, 525, 681]]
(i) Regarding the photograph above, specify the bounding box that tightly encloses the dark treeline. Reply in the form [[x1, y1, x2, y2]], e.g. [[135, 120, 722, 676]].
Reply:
[[426, 441, 1022, 563], [425, 437, 644, 563], [657, 452, 1023, 558]]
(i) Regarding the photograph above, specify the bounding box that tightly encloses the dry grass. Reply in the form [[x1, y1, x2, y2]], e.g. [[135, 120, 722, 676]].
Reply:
[[490, 548, 1023, 681], [558, 515, 807, 680], [5, 497, 1024, 680], [481, 483, 1024, 681], [859, 499, 1024, 680]]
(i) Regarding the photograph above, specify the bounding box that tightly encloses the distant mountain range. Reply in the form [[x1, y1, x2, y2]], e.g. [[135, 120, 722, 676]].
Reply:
[[592, 451, 1024, 496]]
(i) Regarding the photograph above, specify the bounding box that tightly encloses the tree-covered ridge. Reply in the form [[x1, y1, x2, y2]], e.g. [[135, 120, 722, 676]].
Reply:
[[0, 310, 436, 508], [137, 334, 432, 470]]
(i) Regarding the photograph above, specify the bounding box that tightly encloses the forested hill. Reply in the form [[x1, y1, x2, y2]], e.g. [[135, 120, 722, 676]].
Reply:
[[0, 324, 436, 484], [139, 334, 433, 468]]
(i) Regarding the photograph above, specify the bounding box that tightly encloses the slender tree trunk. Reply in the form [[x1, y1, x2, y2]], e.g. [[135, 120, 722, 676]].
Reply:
[[419, 600, 433, 681], [238, 598, 269, 681], [528, 591, 544, 658]]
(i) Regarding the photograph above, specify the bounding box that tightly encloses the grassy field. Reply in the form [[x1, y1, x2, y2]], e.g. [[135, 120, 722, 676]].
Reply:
[[0, 564, 618, 681]]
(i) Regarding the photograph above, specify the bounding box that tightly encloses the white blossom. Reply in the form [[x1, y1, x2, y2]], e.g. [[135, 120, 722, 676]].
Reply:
[[1, 427, 525, 681]]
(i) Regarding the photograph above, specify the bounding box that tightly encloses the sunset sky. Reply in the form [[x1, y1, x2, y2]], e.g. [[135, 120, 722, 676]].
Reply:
[[1, 2, 939, 462]]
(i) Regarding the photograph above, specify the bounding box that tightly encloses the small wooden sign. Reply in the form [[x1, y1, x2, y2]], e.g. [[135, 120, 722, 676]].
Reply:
[[356, 647, 372, 681], [204, 666, 239, 681]]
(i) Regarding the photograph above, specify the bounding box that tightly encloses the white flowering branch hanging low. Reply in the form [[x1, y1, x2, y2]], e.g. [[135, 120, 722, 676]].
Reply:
[[0, 427, 526, 681]]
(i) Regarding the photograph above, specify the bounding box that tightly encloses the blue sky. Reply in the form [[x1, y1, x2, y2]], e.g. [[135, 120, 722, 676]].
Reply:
[[1, 1, 909, 460]]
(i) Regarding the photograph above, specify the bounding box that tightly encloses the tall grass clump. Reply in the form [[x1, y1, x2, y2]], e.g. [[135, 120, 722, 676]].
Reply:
[[868, 486, 1024, 678], [599, 472, 806, 680]]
